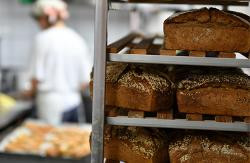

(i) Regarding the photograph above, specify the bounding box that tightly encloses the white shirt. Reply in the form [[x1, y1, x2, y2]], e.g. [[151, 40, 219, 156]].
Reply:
[[30, 26, 91, 115]]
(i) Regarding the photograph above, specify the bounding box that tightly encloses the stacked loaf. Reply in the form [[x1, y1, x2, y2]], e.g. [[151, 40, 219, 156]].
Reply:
[[169, 131, 250, 163], [90, 63, 174, 112], [176, 67, 250, 116], [103, 126, 250, 163], [90, 64, 250, 116], [104, 126, 169, 163], [164, 8, 250, 53]]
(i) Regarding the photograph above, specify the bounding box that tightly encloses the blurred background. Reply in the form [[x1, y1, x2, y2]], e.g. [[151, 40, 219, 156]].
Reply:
[[0, 0, 132, 128], [0, 0, 249, 129]]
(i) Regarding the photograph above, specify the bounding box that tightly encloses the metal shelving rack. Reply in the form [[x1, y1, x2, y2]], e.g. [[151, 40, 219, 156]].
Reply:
[[91, 0, 250, 162]]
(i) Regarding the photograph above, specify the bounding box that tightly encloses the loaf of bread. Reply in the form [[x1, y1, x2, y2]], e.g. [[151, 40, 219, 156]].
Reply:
[[90, 63, 174, 112], [169, 131, 250, 163], [104, 126, 169, 163], [176, 67, 250, 116], [164, 8, 250, 53]]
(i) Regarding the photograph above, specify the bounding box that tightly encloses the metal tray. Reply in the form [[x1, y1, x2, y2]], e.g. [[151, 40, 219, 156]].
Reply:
[[0, 153, 90, 163], [0, 120, 92, 163]]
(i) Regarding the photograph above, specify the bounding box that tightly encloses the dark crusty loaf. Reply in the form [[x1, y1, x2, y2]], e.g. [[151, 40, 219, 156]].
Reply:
[[90, 63, 174, 112], [104, 126, 169, 163], [176, 67, 250, 116], [169, 131, 250, 163], [164, 8, 250, 53]]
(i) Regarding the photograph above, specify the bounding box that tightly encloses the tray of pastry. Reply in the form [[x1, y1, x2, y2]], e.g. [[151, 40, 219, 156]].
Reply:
[[0, 120, 91, 163]]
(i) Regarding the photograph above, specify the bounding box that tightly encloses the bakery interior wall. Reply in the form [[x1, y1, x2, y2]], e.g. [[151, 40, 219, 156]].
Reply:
[[0, 0, 130, 92]]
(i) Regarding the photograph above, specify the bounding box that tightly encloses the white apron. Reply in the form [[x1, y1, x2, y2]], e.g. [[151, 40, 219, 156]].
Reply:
[[36, 92, 65, 125]]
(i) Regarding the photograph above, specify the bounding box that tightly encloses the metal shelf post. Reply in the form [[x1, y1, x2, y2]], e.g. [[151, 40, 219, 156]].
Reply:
[[91, 0, 108, 162]]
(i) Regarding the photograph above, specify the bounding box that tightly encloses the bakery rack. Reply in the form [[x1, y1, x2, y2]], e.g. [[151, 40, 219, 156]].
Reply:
[[91, 0, 250, 163]]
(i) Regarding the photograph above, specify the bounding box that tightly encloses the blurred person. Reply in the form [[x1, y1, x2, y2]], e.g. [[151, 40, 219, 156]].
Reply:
[[24, 0, 91, 124]]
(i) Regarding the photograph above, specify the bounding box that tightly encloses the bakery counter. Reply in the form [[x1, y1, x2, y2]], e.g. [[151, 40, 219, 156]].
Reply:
[[0, 100, 32, 130]]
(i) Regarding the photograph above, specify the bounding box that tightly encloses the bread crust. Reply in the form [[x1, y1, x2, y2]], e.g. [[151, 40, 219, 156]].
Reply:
[[90, 63, 174, 112], [164, 8, 250, 52], [104, 126, 169, 163], [176, 67, 250, 116], [169, 132, 250, 163], [177, 87, 250, 116]]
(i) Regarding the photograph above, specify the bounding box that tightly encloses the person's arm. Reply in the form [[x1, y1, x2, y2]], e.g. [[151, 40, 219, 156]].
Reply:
[[79, 40, 92, 93], [22, 35, 46, 99], [22, 78, 38, 99], [81, 83, 89, 92]]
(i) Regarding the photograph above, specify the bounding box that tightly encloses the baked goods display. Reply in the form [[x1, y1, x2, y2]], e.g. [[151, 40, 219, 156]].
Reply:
[[103, 126, 250, 163], [164, 8, 250, 53], [176, 67, 250, 116], [91, 64, 250, 118], [90, 63, 174, 112], [169, 131, 250, 163], [104, 126, 169, 163], [90, 6, 250, 163], [0, 120, 91, 159]]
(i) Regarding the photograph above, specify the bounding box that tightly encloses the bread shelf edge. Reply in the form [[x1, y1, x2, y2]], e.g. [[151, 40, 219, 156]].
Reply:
[[106, 116, 250, 132], [108, 53, 250, 68]]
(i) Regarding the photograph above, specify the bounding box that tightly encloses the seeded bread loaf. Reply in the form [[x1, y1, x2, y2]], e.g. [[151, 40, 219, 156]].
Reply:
[[164, 8, 250, 53], [90, 63, 174, 112], [176, 67, 250, 116], [104, 126, 169, 163], [169, 131, 250, 163]]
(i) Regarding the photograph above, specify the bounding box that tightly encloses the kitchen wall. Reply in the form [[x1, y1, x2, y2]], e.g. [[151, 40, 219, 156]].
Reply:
[[0, 0, 130, 69]]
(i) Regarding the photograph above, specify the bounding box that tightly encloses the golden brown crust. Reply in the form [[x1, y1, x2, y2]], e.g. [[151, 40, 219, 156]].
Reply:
[[169, 131, 250, 163], [164, 8, 250, 52]]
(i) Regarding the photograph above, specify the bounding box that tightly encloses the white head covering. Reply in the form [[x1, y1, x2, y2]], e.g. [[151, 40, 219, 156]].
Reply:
[[32, 0, 69, 22]]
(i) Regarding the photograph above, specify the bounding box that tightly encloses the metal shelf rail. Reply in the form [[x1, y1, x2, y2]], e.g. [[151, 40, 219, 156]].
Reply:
[[107, 116, 250, 132], [108, 53, 250, 67], [92, 0, 250, 162]]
